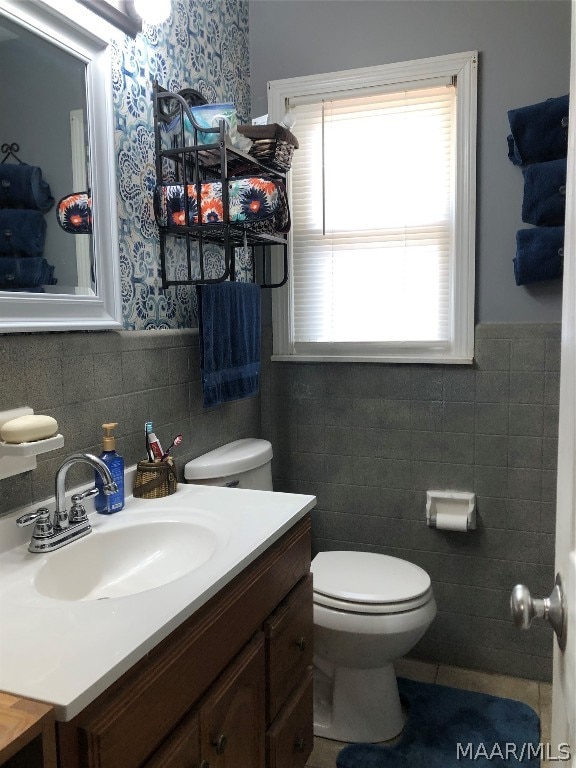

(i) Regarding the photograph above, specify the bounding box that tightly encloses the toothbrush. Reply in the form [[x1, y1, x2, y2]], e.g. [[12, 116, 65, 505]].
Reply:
[[161, 434, 182, 461], [145, 421, 154, 461]]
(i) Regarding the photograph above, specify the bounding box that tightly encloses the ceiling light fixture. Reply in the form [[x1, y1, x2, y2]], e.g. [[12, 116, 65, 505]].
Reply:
[[75, 1, 171, 38], [131, 0, 171, 25]]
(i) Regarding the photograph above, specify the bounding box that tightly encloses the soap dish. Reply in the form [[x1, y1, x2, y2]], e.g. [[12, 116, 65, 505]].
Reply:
[[0, 406, 65, 480], [0, 434, 64, 457]]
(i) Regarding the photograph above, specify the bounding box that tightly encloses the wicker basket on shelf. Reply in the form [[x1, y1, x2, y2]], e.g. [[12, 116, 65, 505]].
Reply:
[[237, 123, 299, 172]]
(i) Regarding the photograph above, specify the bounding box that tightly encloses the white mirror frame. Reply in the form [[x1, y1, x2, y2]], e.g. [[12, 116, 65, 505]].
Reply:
[[0, 0, 122, 332]]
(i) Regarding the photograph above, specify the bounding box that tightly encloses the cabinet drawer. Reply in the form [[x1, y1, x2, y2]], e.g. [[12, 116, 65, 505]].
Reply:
[[266, 668, 313, 768], [265, 574, 313, 724], [144, 709, 200, 768]]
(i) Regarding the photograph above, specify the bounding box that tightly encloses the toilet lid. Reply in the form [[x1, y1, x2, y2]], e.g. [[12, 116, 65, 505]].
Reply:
[[311, 551, 431, 606]]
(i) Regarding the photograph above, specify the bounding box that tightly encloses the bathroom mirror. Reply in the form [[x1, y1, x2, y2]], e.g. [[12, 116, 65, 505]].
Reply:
[[0, 0, 122, 332]]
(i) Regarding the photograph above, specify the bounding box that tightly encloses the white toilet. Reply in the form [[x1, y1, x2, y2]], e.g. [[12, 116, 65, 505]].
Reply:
[[312, 550, 436, 742], [185, 439, 437, 744], [184, 438, 273, 489]]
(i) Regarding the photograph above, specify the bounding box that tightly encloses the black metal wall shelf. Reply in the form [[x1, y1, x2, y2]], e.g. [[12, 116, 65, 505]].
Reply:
[[153, 82, 289, 289]]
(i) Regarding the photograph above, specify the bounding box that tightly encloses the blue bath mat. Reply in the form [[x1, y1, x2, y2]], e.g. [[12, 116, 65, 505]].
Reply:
[[336, 677, 540, 767]]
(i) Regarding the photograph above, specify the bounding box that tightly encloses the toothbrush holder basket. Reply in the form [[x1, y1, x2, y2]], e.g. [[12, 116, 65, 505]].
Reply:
[[133, 460, 178, 499]]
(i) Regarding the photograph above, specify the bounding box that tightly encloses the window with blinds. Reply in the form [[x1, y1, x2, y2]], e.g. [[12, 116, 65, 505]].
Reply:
[[269, 53, 477, 363]]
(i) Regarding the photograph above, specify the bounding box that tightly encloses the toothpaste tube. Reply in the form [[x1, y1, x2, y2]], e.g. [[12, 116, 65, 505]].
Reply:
[[148, 431, 164, 461]]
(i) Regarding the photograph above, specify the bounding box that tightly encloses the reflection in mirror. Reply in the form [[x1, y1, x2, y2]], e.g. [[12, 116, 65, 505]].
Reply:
[[0, 13, 93, 295], [0, 0, 121, 332]]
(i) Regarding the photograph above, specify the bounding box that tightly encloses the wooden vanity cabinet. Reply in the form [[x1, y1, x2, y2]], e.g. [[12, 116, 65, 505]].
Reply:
[[56, 515, 312, 768], [145, 633, 265, 768], [264, 574, 313, 768]]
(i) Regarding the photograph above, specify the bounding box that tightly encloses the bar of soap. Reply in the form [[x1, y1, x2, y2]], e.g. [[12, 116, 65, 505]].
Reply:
[[0, 415, 58, 444]]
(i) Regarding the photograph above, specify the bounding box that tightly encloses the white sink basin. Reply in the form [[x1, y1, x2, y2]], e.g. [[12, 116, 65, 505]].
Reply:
[[34, 519, 223, 601], [0, 483, 316, 720]]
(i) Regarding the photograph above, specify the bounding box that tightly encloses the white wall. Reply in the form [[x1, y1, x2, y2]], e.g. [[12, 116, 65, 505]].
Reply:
[[249, 0, 571, 323]]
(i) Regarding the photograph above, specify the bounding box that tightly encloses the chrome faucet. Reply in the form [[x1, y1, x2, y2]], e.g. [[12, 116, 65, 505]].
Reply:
[[16, 453, 118, 553]]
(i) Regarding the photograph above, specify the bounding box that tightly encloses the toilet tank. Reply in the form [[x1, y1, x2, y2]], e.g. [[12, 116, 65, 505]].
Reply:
[[184, 438, 273, 490]]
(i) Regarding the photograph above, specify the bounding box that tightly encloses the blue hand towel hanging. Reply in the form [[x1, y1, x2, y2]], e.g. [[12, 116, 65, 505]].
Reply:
[[513, 226, 564, 285], [522, 158, 566, 226], [507, 94, 569, 166], [197, 282, 261, 408]]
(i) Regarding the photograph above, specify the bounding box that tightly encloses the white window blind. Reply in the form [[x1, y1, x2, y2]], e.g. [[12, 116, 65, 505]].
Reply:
[[269, 52, 477, 363], [289, 83, 455, 347]]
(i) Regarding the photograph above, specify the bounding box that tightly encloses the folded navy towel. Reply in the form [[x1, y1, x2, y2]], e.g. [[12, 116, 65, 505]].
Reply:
[[514, 227, 564, 285], [0, 210, 46, 255], [522, 158, 566, 226], [507, 94, 569, 166], [0, 256, 56, 288], [0, 164, 54, 211], [197, 282, 261, 408]]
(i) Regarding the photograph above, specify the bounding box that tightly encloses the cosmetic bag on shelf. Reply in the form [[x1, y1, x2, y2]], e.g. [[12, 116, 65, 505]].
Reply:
[[155, 176, 290, 235]]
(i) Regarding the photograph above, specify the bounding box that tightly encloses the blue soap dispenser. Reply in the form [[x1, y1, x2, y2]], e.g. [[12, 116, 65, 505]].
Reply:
[[95, 422, 125, 513]]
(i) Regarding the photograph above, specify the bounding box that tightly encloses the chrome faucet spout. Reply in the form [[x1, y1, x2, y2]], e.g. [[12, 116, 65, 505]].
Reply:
[[55, 452, 117, 526], [17, 452, 118, 554]]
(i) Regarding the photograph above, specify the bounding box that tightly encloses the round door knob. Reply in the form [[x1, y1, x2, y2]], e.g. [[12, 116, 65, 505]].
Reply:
[[296, 636, 306, 651], [510, 584, 543, 629], [212, 734, 227, 755], [510, 574, 566, 650]]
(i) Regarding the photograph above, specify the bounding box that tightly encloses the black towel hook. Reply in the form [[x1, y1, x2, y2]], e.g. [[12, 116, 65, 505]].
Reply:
[[1, 143, 23, 164]]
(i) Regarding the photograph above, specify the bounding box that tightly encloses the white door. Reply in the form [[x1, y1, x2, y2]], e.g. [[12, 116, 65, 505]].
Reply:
[[511, 5, 576, 764], [551, 4, 576, 757]]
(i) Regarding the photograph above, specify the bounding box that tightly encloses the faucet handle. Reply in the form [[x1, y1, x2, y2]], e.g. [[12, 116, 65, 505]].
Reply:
[[16, 507, 53, 538], [69, 488, 99, 524]]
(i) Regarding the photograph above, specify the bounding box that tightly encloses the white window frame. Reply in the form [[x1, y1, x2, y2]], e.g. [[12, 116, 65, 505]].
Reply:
[[268, 51, 477, 364]]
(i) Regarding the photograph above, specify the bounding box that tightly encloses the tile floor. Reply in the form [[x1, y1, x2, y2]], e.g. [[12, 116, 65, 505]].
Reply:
[[306, 658, 552, 768]]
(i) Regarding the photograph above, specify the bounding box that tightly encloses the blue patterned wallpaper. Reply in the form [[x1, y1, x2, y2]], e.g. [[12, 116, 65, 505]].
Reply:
[[110, 0, 250, 330]]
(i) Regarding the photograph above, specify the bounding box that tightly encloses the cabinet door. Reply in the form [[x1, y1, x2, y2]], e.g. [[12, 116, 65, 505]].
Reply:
[[266, 668, 313, 768], [265, 574, 313, 724], [200, 633, 265, 768], [143, 708, 201, 768]]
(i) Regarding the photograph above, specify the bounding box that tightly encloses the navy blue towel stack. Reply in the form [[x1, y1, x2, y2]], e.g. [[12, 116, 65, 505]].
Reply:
[[0, 160, 56, 291], [507, 94, 569, 285]]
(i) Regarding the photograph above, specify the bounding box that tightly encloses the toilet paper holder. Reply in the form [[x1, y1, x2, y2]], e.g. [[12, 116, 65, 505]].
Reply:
[[426, 490, 476, 531]]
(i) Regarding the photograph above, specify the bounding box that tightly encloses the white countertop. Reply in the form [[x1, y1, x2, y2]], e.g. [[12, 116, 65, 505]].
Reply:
[[0, 482, 316, 721]]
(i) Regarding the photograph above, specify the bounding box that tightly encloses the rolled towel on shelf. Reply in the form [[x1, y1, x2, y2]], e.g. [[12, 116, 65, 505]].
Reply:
[[0, 210, 47, 255], [513, 226, 564, 285], [522, 158, 566, 226], [0, 256, 56, 289], [0, 164, 54, 211], [507, 94, 569, 166]]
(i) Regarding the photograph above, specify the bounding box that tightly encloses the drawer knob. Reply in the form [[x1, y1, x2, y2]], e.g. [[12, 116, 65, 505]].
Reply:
[[296, 636, 306, 651], [199, 762, 210, 768], [212, 734, 228, 754], [294, 737, 306, 752]]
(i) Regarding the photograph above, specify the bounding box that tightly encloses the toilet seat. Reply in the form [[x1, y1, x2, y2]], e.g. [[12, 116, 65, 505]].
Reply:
[[312, 551, 433, 615]]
